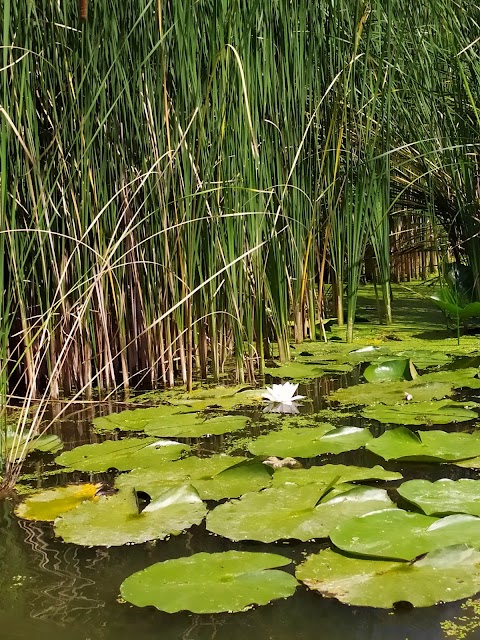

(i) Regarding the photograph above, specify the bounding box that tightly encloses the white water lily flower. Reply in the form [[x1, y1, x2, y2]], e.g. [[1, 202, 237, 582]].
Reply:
[[261, 382, 305, 406]]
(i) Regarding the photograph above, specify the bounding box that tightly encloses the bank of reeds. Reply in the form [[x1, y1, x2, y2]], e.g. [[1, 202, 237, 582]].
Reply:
[[1, 0, 479, 488]]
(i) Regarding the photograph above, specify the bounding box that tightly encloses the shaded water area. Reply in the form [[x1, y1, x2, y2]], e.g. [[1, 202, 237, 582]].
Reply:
[[2, 366, 480, 640]]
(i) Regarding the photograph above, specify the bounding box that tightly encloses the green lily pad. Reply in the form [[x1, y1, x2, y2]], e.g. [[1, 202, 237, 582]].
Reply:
[[4, 433, 63, 459], [55, 438, 189, 472], [296, 545, 480, 608], [144, 414, 250, 438], [330, 380, 453, 406], [206, 484, 395, 543], [192, 462, 272, 500], [162, 385, 264, 410], [54, 485, 207, 546], [366, 427, 480, 462], [272, 464, 402, 488], [93, 404, 195, 433], [363, 358, 417, 383], [248, 426, 373, 458], [264, 362, 324, 380], [362, 399, 478, 425], [420, 367, 480, 389], [398, 479, 480, 517], [331, 509, 480, 561], [120, 551, 298, 613], [14, 483, 100, 521], [115, 454, 247, 496]]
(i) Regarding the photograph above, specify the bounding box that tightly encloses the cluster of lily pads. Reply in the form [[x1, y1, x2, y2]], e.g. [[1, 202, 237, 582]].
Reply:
[[13, 349, 480, 614]]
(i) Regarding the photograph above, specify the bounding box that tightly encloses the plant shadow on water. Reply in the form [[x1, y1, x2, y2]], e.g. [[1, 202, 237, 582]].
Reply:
[[3, 363, 480, 639]]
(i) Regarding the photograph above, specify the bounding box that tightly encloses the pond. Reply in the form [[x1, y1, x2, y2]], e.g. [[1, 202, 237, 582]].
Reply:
[[2, 353, 480, 640]]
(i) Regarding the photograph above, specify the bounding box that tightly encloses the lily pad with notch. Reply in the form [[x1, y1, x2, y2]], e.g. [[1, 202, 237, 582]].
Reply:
[[55, 437, 190, 472], [93, 404, 196, 433], [296, 545, 480, 608], [54, 484, 207, 546], [120, 551, 298, 613], [363, 358, 417, 383], [206, 483, 395, 543]]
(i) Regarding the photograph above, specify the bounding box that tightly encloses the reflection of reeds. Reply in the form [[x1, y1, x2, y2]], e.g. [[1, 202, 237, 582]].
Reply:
[[1, 1, 478, 487]]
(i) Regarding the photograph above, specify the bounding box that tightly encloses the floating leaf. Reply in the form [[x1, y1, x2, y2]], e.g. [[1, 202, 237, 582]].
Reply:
[[115, 454, 246, 496], [120, 551, 298, 613], [331, 509, 480, 561], [264, 362, 324, 380], [272, 464, 402, 488], [55, 438, 189, 472], [363, 358, 417, 383], [206, 484, 394, 542], [420, 367, 480, 390], [93, 405, 195, 433], [162, 385, 264, 410], [145, 414, 250, 438], [331, 380, 452, 406], [15, 483, 100, 521], [248, 426, 372, 458], [192, 462, 272, 500], [366, 427, 480, 462], [4, 433, 63, 459], [362, 399, 477, 425], [296, 545, 480, 608], [398, 479, 480, 517], [54, 485, 206, 546]]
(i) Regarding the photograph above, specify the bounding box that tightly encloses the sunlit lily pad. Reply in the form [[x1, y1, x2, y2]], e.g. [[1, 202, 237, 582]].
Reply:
[[206, 484, 394, 542], [55, 438, 189, 472], [15, 483, 100, 521], [4, 433, 63, 459], [115, 454, 247, 497], [162, 385, 264, 410], [362, 399, 478, 425], [248, 425, 373, 458], [363, 358, 417, 383], [120, 551, 298, 613], [366, 427, 480, 462], [398, 479, 480, 517], [331, 509, 480, 561], [330, 380, 452, 406], [264, 362, 324, 380], [272, 464, 402, 488], [192, 462, 272, 500], [54, 485, 206, 546], [93, 404, 195, 433], [420, 367, 480, 389], [296, 545, 480, 608], [144, 414, 250, 438]]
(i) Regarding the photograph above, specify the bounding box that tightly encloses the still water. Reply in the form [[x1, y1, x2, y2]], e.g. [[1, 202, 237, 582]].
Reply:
[[0, 373, 477, 640]]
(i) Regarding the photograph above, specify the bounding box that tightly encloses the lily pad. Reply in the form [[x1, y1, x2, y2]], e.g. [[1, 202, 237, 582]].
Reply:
[[420, 367, 480, 390], [120, 551, 298, 613], [331, 508, 480, 561], [115, 454, 247, 496], [248, 426, 373, 458], [264, 362, 324, 380], [362, 399, 478, 425], [4, 433, 63, 459], [398, 479, 480, 517], [145, 414, 250, 438], [15, 483, 100, 521], [54, 485, 206, 546], [272, 464, 402, 488], [206, 484, 395, 542], [192, 462, 272, 500], [55, 438, 189, 472], [296, 545, 480, 608], [330, 380, 453, 406], [363, 358, 417, 383], [93, 404, 195, 433], [366, 427, 480, 462], [162, 385, 264, 410]]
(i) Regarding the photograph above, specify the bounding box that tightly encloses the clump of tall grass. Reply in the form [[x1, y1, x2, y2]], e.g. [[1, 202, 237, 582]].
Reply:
[[1, 0, 478, 490]]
